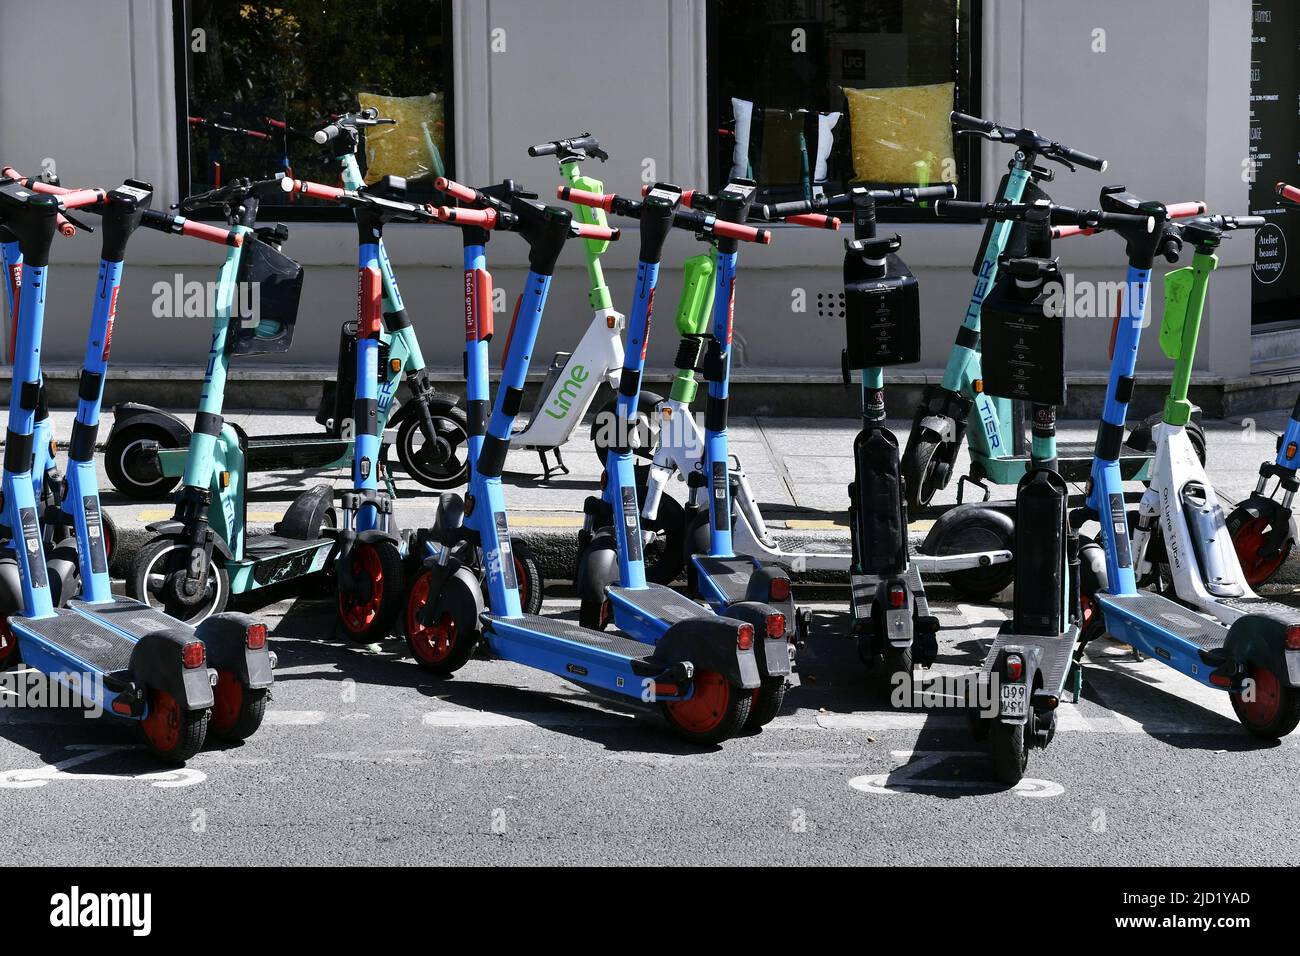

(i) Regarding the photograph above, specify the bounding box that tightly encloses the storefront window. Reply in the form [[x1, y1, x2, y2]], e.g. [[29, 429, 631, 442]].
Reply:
[[707, 0, 979, 213], [174, 0, 452, 217]]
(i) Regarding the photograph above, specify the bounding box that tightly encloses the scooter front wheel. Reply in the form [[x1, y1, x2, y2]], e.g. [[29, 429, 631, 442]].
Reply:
[[928, 507, 1015, 600], [404, 569, 480, 674], [590, 391, 663, 469], [1226, 507, 1295, 588], [210, 671, 269, 741], [128, 538, 230, 626], [990, 720, 1028, 785], [902, 434, 947, 510], [395, 402, 470, 490], [662, 669, 752, 744], [140, 689, 209, 763], [337, 540, 406, 643], [1231, 664, 1300, 739]]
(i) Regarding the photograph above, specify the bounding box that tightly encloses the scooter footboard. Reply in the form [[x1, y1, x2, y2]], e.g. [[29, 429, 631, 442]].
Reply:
[[194, 611, 275, 690], [129, 629, 215, 712], [653, 617, 762, 689], [722, 600, 791, 677]]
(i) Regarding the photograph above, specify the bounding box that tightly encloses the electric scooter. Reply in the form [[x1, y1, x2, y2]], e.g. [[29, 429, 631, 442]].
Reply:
[[898, 111, 1165, 511], [407, 192, 766, 743], [561, 181, 793, 729], [0, 178, 272, 760], [106, 109, 465, 496], [1077, 187, 1300, 741], [1227, 181, 1300, 586]]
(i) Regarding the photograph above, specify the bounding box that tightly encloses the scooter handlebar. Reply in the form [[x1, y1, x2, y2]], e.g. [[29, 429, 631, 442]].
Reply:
[[572, 222, 620, 241], [783, 212, 840, 229], [1278, 182, 1300, 204], [140, 210, 244, 247], [708, 218, 770, 244], [435, 176, 479, 204], [279, 177, 346, 201], [950, 110, 999, 134], [556, 185, 612, 211], [528, 132, 607, 161], [1052, 199, 1205, 238], [436, 205, 500, 228], [1055, 144, 1107, 172]]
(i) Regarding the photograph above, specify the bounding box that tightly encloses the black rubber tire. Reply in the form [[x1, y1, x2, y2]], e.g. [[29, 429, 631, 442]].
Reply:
[[127, 537, 231, 626], [882, 644, 914, 703], [990, 719, 1028, 785], [903, 434, 943, 511], [0, 616, 20, 670], [404, 569, 480, 675], [140, 690, 209, 763], [661, 669, 752, 745], [578, 597, 611, 631], [395, 401, 471, 491], [105, 424, 181, 499], [1185, 417, 1207, 467], [1226, 505, 1295, 589], [590, 391, 663, 469], [745, 676, 787, 729], [1231, 665, 1300, 739], [337, 540, 406, 643], [209, 673, 268, 742], [636, 466, 685, 585], [931, 507, 1016, 600], [506, 538, 545, 617], [100, 510, 118, 564]]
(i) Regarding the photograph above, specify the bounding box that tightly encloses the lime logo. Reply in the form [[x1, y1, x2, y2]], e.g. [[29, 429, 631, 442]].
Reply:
[[543, 363, 589, 419]]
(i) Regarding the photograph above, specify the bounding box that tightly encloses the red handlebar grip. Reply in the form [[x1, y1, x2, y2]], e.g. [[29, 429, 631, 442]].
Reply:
[[182, 219, 244, 246], [712, 219, 769, 243], [280, 177, 346, 201], [57, 188, 107, 210], [1166, 201, 1208, 220], [573, 223, 619, 241], [56, 214, 75, 237], [784, 212, 840, 230], [557, 186, 612, 211], [437, 206, 498, 229], [1050, 225, 1089, 240], [1277, 182, 1300, 204], [435, 176, 477, 203]]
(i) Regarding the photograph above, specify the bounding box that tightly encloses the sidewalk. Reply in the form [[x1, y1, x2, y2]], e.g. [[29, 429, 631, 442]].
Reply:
[[46, 405, 1300, 585]]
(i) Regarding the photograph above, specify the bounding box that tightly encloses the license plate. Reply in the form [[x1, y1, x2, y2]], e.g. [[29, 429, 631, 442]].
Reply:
[[1000, 682, 1027, 718]]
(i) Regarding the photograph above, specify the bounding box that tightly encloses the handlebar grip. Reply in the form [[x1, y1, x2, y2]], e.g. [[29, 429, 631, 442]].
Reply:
[[573, 222, 620, 241], [435, 176, 477, 203], [279, 177, 345, 201], [313, 124, 342, 145], [1233, 215, 1267, 229], [181, 218, 245, 246], [950, 111, 998, 133], [56, 214, 76, 238], [761, 199, 820, 219], [1049, 224, 1088, 240], [557, 185, 613, 210], [934, 199, 988, 216], [436, 206, 498, 228], [911, 184, 959, 201], [712, 219, 770, 244], [1056, 144, 1107, 172], [56, 188, 108, 210], [783, 213, 840, 230], [527, 142, 557, 157], [1166, 201, 1208, 220], [1277, 182, 1300, 204]]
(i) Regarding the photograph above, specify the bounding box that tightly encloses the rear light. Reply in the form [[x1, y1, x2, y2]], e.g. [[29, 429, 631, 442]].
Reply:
[[181, 641, 206, 669], [1286, 626, 1300, 650], [765, 613, 785, 638], [736, 624, 754, 651], [889, 584, 906, 609], [1209, 672, 1233, 688], [606, 314, 617, 329], [246, 623, 267, 650], [110, 699, 133, 715], [769, 577, 791, 602], [662, 406, 673, 419], [1004, 654, 1024, 682], [1288, 442, 1298, 460]]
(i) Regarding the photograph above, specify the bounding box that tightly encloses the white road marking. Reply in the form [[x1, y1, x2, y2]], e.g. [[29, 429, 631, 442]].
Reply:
[[848, 750, 1064, 798], [0, 746, 206, 789], [264, 710, 327, 725], [422, 708, 632, 729]]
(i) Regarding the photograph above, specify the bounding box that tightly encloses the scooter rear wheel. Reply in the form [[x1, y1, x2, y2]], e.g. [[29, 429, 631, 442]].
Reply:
[[745, 676, 787, 729], [590, 391, 663, 468], [928, 507, 1015, 601], [210, 670, 268, 742], [105, 424, 181, 499], [1231, 664, 1300, 739], [395, 401, 470, 490], [1226, 508, 1294, 588], [0, 616, 20, 670], [990, 720, 1028, 785], [903, 435, 945, 511], [140, 689, 209, 763], [662, 669, 751, 744], [337, 540, 405, 643], [404, 569, 480, 675], [128, 538, 230, 626]]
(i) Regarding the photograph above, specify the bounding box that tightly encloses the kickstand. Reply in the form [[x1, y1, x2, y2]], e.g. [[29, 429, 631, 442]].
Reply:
[[537, 448, 570, 482], [956, 474, 990, 505]]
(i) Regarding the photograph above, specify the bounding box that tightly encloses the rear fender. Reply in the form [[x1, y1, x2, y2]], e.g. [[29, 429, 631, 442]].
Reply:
[[1221, 615, 1300, 689], [653, 616, 762, 689], [574, 529, 618, 603], [723, 600, 791, 677], [109, 403, 191, 444], [194, 611, 275, 690], [129, 629, 215, 712]]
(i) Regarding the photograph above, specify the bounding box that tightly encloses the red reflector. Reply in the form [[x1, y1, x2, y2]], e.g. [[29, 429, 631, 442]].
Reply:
[[110, 699, 133, 715], [889, 584, 906, 609], [246, 623, 267, 650], [653, 682, 677, 698], [1209, 673, 1233, 688], [1005, 655, 1024, 682], [181, 641, 206, 669], [769, 576, 791, 602], [1287, 626, 1300, 651], [765, 613, 786, 639], [736, 624, 754, 651]]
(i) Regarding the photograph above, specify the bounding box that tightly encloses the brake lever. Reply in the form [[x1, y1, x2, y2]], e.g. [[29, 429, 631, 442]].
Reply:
[[61, 210, 95, 234]]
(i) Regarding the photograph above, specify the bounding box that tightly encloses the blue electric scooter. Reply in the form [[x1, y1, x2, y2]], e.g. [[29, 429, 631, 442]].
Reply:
[[0, 179, 272, 760], [409, 193, 766, 744]]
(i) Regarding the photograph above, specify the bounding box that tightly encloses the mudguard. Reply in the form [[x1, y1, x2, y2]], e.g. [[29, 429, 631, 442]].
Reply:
[[724, 600, 792, 677], [653, 615, 762, 689], [275, 484, 334, 540], [1077, 539, 1109, 600], [44, 543, 79, 607], [194, 611, 275, 690], [0, 552, 22, 616], [1124, 406, 1203, 453], [574, 528, 619, 604], [143, 523, 234, 562], [920, 501, 1014, 558], [387, 389, 464, 429], [109, 402, 192, 445], [741, 564, 797, 640], [129, 628, 215, 712], [417, 560, 484, 629], [1220, 615, 1300, 688], [355, 528, 401, 549]]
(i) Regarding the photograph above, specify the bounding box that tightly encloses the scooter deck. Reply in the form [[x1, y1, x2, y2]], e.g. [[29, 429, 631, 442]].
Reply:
[[67, 595, 189, 639], [693, 556, 755, 605], [981, 628, 1077, 694], [1215, 595, 1300, 625], [1099, 591, 1226, 651], [609, 584, 706, 624], [974, 444, 1150, 484], [11, 607, 137, 672]]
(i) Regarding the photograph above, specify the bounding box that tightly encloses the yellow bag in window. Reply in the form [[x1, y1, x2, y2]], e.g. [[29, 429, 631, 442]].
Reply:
[[356, 92, 446, 183], [843, 82, 955, 185]]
